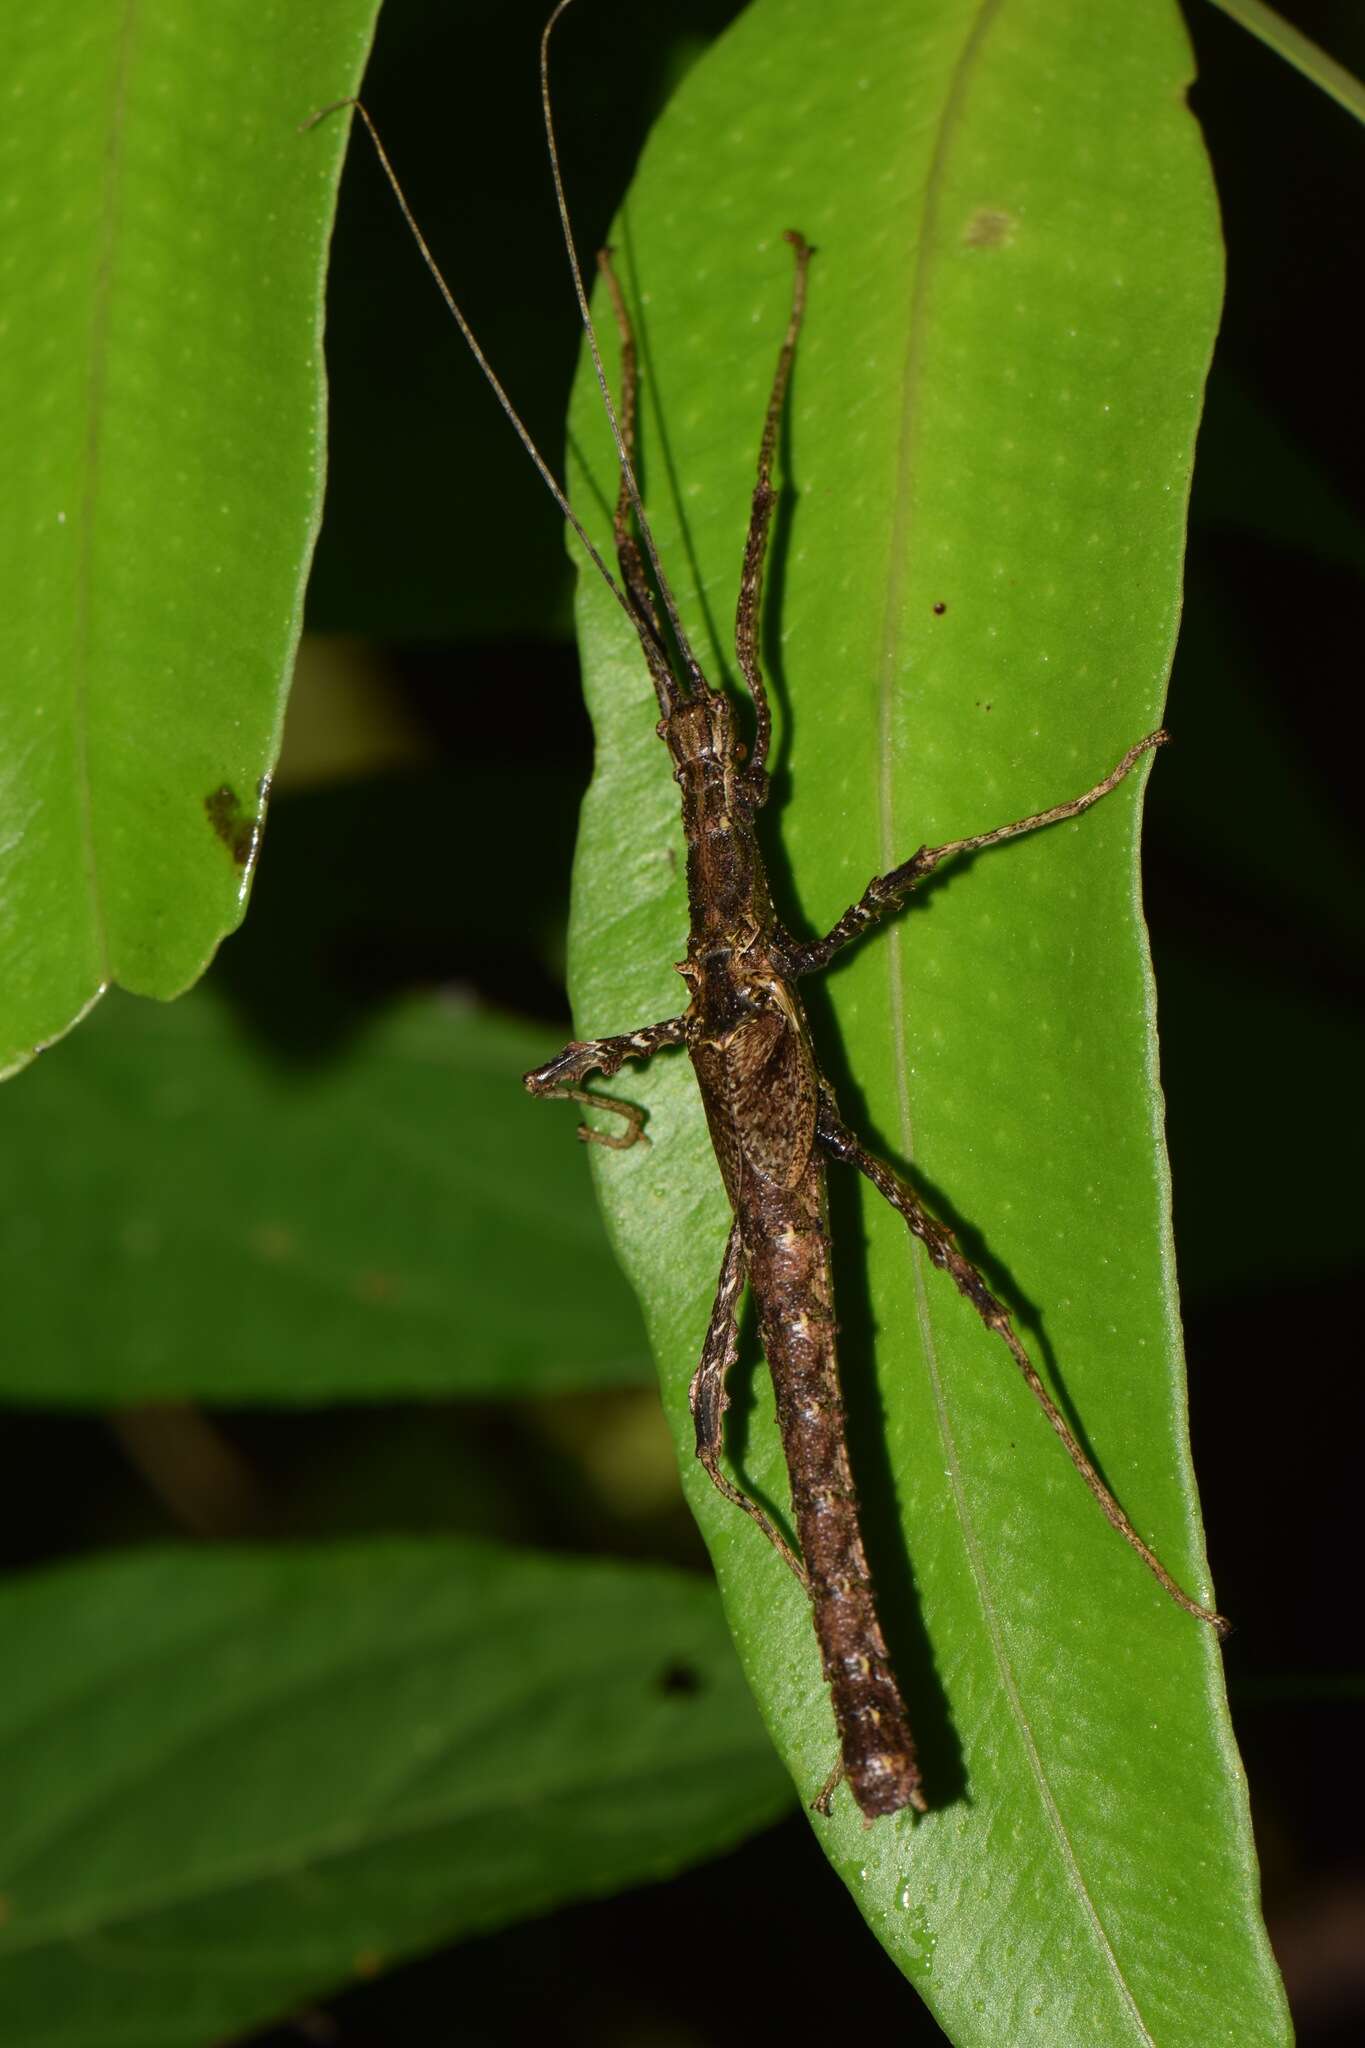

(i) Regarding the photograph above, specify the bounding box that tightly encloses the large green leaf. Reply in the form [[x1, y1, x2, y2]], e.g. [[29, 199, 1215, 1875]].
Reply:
[[0, 988, 649, 1404], [560, 0, 1288, 2038], [0, 1, 380, 1078], [0, 1540, 791, 2046]]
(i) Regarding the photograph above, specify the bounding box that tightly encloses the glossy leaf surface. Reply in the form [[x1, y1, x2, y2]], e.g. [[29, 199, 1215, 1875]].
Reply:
[[0, 988, 649, 1404], [0, 1, 379, 1076], [0, 1540, 790, 2045], [562, 0, 1288, 2038]]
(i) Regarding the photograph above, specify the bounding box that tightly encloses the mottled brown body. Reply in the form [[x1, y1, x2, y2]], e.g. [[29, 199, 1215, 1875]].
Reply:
[[525, 237, 927, 1813], [676, 688, 925, 1817], [533, 670, 928, 1815]]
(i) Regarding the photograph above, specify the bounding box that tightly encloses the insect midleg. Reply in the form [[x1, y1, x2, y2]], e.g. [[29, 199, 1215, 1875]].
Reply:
[[733, 230, 813, 778], [813, 1090, 1230, 1635], [781, 731, 1168, 978], [688, 1221, 808, 1586], [523, 1015, 687, 1148]]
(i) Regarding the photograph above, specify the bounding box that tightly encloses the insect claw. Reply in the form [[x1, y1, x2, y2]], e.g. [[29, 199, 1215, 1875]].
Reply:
[[576, 1118, 649, 1152], [811, 1758, 844, 1816]]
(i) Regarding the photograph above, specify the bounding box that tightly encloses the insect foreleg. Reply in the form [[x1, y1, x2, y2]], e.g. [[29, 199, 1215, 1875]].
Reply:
[[782, 731, 1168, 978], [689, 1221, 808, 1586], [734, 231, 813, 778], [594, 249, 687, 719], [814, 1091, 1230, 1636], [523, 1015, 687, 1149]]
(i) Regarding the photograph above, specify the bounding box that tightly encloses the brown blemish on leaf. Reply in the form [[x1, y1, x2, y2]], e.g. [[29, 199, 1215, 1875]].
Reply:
[[205, 782, 266, 868], [963, 206, 1015, 250]]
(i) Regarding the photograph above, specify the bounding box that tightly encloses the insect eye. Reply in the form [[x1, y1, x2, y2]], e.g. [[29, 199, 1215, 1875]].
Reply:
[[733, 740, 748, 762]]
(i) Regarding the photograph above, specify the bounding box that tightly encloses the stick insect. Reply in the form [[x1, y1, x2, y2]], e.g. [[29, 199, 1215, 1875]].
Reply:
[[314, 0, 1228, 1823]]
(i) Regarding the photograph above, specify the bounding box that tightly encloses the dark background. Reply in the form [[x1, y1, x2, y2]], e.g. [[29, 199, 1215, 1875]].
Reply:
[[5, 2, 1359, 2041]]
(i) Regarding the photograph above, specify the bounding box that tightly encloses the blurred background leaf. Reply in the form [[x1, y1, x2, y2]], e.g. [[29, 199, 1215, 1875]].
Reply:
[[0, 989, 649, 1405], [0, 0, 382, 1075], [0, 1540, 791, 2048]]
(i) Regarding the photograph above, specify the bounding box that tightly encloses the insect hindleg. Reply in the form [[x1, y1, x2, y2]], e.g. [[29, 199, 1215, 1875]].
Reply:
[[689, 1221, 808, 1586], [814, 1090, 1230, 1635], [783, 733, 1168, 978], [523, 1015, 686, 1149]]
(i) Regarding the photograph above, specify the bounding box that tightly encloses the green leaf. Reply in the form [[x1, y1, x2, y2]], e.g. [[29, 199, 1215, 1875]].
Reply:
[[562, 0, 1288, 2039], [0, 1, 381, 1079], [0, 988, 650, 1405], [0, 1539, 790, 2046]]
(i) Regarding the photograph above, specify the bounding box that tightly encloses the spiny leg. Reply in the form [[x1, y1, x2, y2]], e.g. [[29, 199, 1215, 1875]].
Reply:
[[782, 732, 1167, 978], [523, 1015, 687, 1150], [689, 1220, 808, 1586], [814, 1092, 1229, 1635], [734, 230, 813, 778]]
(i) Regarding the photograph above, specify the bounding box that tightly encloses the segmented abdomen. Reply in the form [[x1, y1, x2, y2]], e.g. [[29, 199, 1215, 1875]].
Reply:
[[742, 1161, 925, 1818]]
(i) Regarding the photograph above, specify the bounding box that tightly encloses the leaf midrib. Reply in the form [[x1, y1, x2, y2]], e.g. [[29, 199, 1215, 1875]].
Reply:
[[70, 0, 143, 986], [871, 6, 1155, 2040]]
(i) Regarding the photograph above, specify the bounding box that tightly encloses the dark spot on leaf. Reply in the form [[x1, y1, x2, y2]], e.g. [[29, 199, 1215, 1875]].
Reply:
[[657, 1658, 704, 1696], [205, 783, 266, 868], [963, 207, 1015, 250], [933, 601, 947, 616]]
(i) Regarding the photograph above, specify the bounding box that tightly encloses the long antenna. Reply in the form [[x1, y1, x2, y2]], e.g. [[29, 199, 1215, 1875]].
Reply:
[[301, 96, 656, 656], [540, 0, 708, 696]]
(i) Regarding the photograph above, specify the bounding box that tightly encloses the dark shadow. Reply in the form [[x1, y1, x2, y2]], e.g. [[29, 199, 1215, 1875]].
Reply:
[[802, 910, 1117, 1480], [822, 1134, 968, 1809]]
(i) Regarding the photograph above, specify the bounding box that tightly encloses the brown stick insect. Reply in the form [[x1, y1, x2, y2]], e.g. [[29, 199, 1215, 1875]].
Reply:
[[313, 0, 1228, 1823]]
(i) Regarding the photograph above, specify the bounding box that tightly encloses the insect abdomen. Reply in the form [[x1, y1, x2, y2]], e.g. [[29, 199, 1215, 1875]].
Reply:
[[744, 1170, 924, 1818]]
